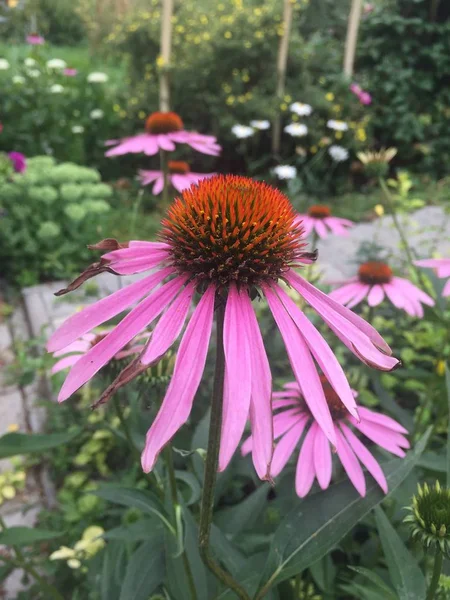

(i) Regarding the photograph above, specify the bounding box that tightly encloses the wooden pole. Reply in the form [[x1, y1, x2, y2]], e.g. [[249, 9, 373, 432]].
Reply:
[[343, 0, 363, 77], [272, 0, 294, 156], [159, 0, 173, 112]]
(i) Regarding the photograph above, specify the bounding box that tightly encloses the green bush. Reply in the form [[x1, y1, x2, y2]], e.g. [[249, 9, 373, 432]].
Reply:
[[0, 156, 113, 286]]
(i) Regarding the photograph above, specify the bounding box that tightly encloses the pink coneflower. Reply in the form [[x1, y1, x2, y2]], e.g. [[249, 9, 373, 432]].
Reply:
[[26, 33, 45, 45], [359, 91, 372, 105], [105, 111, 221, 157], [51, 331, 150, 375], [47, 175, 399, 477], [63, 67, 78, 77], [8, 152, 26, 173], [296, 205, 354, 239], [329, 261, 435, 317], [139, 160, 216, 194], [242, 378, 408, 496], [415, 258, 450, 297]]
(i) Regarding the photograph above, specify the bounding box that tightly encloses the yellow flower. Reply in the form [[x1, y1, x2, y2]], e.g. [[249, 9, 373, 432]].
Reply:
[[254, 31, 264, 39], [200, 15, 208, 24], [222, 83, 232, 93], [284, 94, 292, 103], [68, 559, 82, 569], [280, 102, 288, 111], [242, 73, 250, 82], [50, 546, 76, 561], [325, 92, 334, 101], [335, 131, 343, 140], [436, 360, 446, 376], [356, 128, 367, 142], [156, 55, 165, 68], [2, 486, 16, 500], [332, 104, 342, 113], [374, 204, 385, 217], [224, 31, 232, 39], [310, 145, 318, 154], [175, 25, 185, 33], [7, 424, 19, 433], [226, 96, 235, 106], [244, 41, 252, 48]]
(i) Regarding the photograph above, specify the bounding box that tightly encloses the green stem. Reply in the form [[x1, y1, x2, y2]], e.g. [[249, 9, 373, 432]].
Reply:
[[426, 547, 443, 600], [164, 447, 198, 600], [198, 304, 251, 600], [160, 149, 170, 208], [0, 517, 64, 600]]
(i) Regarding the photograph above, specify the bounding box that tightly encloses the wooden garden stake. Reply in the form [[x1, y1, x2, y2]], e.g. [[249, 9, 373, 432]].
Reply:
[[343, 0, 363, 77], [160, 0, 173, 112]]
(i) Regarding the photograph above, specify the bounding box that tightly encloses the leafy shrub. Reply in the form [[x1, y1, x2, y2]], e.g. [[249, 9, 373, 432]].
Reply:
[[0, 156, 113, 286]]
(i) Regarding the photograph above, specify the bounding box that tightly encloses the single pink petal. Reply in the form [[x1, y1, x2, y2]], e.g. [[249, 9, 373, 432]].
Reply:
[[188, 141, 221, 156], [383, 282, 406, 310], [272, 398, 299, 410], [329, 283, 366, 305], [295, 425, 317, 497], [273, 409, 305, 439], [157, 134, 176, 151], [171, 174, 191, 192], [102, 246, 169, 261], [141, 286, 216, 472], [335, 426, 366, 496], [141, 281, 195, 365], [241, 435, 253, 457], [272, 284, 358, 419], [313, 426, 332, 489], [47, 268, 173, 352], [105, 134, 159, 157], [345, 283, 370, 309], [138, 170, 161, 186], [314, 220, 328, 239], [358, 406, 408, 434], [108, 252, 170, 275], [239, 290, 273, 479], [271, 415, 307, 477], [128, 241, 171, 250], [51, 354, 82, 374], [349, 418, 407, 456], [392, 278, 434, 307], [340, 423, 387, 493], [152, 175, 165, 196], [436, 264, 450, 278], [263, 284, 336, 445], [53, 340, 91, 357], [443, 279, 450, 297], [298, 216, 313, 238], [219, 285, 252, 471], [415, 258, 450, 275], [367, 285, 385, 307], [58, 277, 186, 401]]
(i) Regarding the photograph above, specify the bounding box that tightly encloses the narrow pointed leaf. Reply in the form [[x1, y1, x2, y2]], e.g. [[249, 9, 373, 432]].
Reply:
[[0, 527, 63, 546], [0, 429, 81, 458], [119, 538, 165, 600]]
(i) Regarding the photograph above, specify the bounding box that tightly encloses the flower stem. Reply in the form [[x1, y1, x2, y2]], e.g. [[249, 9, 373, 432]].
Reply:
[[198, 303, 251, 600], [426, 547, 443, 600], [160, 149, 170, 208], [164, 447, 198, 600]]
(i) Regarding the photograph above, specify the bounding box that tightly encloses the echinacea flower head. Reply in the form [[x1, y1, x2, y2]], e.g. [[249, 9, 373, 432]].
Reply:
[[139, 160, 215, 194], [46, 58, 67, 69], [26, 33, 45, 45], [48, 175, 399, 478], [415, 258, 450, 297], [284, 123, 308, 137], [232, 124, 254, 139], [290, 102, 312, 116], [250, 120, 270, 130], [328, 145, 349, 162], [8, 152, 26, 173], [296, 205, 354, 239], [329, 261, 435, 316], [357, 147, 397, 177], [242, 378, 409, 497], [327, 120, 348, 132], [106, 111, 221, 157], [273, 165, 297, 180]]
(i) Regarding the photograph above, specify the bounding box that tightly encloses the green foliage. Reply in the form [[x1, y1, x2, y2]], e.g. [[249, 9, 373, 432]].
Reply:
[[0, 156, 114, 285]]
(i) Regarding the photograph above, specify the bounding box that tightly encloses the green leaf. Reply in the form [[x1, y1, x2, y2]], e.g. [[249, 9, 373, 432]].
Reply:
[[92, 485, 174, 534], [119, 539, 165, 600], [348, 566, 397, 599], [215, 483, 269, 537], [374, 507, 426, 600], [175, 470, 202, 506], [210, 524, 245, 578], [446, 364, 450, 487], [104, 519, 163, 543], [255, 428, 430, 592], [0, 526, 63, 546], [101, 542, 126, 600], [0, 429, 81, 458], [370, 373, 414, 431]]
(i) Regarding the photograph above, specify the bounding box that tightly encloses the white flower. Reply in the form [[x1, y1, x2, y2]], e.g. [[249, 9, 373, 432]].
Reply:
[[273, 165, 297, 180], [72, 125, 85, 134], [290, 102, 312, 116], [27, 69, 40, 78], [327, 119, 349, 132], [87, 72, 108, 83], [50, 84, 64, 94], [231, 124, 254, 139], [284, 123, 308, 137], [12, 75, 26, 84], [328, 145, 349, 162], [90, 109, 104, 120], [0, 59, 10, 70], [24, 58, 36, 67], [250, 120, 270, 130], [46, 58, 67, 69]]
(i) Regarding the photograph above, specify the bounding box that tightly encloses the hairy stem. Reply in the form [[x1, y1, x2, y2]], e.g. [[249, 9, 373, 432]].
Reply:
[[198, 304, 251, 600], [426, 547, 443, 600]]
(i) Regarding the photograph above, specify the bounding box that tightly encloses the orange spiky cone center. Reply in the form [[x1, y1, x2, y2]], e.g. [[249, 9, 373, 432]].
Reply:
[[358, 261, 393, 284], [168, 161, 190, 174], [161, 175, 310, 286], [145, 111, 184, 134], [308, 205, 331, 219]]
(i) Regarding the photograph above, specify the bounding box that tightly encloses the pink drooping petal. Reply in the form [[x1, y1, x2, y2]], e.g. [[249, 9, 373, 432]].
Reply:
[[157, 134, 176, 152], [263, 284, 336, 445], [349, 418, 408, 456], [105, 134, 159, 157], [219, 285, 252, 471], [58, 277, 186, 401], [141, 286, 216, 472], [295, 424, 317, 497], [443, 279, 450, 297], [392, 278, 434, 307], [383, 282, 406, 310], [272, 398, 299, 410], [171, 174, 191, 192], [47, 268, 173, 352], [340, 423, 387, 493], [152, 175, 165, 196], [53, 340, 91, 357], [102, 246, 170, 262], [357, 406, 408, 434], [141, 281, 196, 366], [273, 409, 305, 439], [128, 241, 171, 250], [285, 272, 399, 371], [187, 141, 221, 156], [324, 217, 353, 236], [415, 258, 450, 278], [297, 216, 313, 238], [313, 220, 328, 239], [240, 290, 273, 479], [313, 426, 333, 489], [138, 170, 161, 186], [367, 285, 385, 307], [271, 415, 308, 477], [328, 283, 365, 305], [241, 436, 253, 457], [345, 284, 371, 309], [51, 354, 82, 374], [108, 251, 170, 275], [335, 426, 366, 496], [272, 283, 358, 419]]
